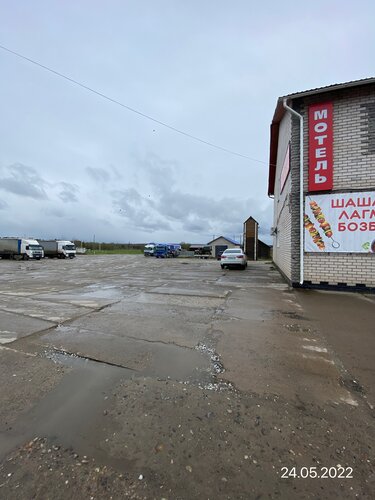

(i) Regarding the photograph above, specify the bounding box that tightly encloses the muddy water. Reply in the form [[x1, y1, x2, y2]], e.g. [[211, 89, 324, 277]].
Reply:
[[0, 342, 213, 468], [0, 357, 128, 466]]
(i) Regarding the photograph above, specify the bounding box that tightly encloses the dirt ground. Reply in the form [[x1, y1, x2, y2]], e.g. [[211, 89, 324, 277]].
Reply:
[[0, 255, 374, 499]]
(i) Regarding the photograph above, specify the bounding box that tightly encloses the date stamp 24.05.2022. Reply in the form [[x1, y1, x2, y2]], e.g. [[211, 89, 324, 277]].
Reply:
[[281, 466, 353, 479]]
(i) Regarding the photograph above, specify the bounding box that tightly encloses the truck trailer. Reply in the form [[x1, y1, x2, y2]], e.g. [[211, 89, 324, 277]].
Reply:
[[193, 245, 212, 259], [167, 244, 182, 257], [40, 240, 76, 259], [0, 238, 44, 260]]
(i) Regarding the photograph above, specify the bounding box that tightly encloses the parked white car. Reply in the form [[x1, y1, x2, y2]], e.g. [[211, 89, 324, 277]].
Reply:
[[220, 248, 247, 270]]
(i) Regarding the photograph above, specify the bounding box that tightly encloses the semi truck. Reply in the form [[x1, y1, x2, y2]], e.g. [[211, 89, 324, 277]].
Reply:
[[40, 240, 76, 259], [0, 237, 44, 260], [144, 243, 156, 256], [145, 243, 181, 258], [167, 244, 182, 257], [154, 244, 169, 258]]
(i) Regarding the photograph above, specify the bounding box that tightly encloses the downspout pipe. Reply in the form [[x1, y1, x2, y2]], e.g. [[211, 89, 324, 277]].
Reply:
[[282, 99, 304, 285]]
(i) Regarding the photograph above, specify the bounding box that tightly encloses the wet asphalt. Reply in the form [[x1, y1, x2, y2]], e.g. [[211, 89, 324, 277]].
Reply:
[[0, 255, 374, 499]]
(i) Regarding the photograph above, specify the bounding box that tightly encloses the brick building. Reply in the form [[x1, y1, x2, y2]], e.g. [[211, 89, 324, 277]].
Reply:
[[268, 78, 375, 291]]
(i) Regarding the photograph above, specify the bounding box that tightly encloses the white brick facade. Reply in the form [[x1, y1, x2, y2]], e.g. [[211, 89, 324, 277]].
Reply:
[[270, 80, 375, 290], [304, 253, 374, 286], [272, 113, 292, 278]]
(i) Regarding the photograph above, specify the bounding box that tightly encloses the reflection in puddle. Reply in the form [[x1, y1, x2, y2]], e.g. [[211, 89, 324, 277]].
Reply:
[[0, 331, 17, 344], [0, 356, 133, 469], [0, 340, 222, 469]]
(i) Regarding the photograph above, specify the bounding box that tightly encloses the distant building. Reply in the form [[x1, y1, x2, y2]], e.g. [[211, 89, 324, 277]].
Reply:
[[243, 216, 271, 260], [206, 236, 240, 259], [243, 216, 258, 260], [258, 239, 272, 260], [268, 78, 375, 290]]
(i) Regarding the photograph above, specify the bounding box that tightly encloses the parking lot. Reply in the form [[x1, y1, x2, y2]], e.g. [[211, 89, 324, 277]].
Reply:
[[0, 255, 374, 499]]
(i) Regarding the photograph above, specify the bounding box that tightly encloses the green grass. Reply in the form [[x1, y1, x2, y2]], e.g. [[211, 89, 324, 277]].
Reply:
[[85, 249, 143, 255]]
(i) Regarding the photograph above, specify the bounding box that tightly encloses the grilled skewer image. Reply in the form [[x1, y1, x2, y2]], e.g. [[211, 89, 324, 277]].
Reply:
[[304, 214, 325, 250], [309, 201, 333, 238]]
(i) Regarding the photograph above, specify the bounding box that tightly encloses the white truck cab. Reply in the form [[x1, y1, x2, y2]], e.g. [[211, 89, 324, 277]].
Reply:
[[59, 241, 76, 258], [40, 240, 76, 259], [144, 243, 156, 256]]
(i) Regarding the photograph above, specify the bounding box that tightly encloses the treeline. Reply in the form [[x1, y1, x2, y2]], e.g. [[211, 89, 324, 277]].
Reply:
[[73, 241, 192, 251], [73, 241, 144, 251]]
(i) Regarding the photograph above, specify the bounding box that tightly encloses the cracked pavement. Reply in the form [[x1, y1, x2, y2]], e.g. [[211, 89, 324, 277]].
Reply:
[[0, 255, 374, 499]]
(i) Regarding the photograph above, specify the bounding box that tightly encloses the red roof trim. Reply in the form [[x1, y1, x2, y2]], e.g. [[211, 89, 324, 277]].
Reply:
[[268, 122, 279, 196]]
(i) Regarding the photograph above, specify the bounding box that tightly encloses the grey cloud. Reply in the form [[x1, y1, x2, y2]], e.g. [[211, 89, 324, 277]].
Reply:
[[0, 199, 8, 210], [0, 163, 48, 200], [111, 188, 141, 219], [48, 207, 65, 218], [1, 0, 372, 246], [114, 152, 269, 236], [133, 217, 172, 232], [157, 188, 272, 240], [113, 188, 141, 204], [138, 154, 177, 195], [58, 182, 79, 202], [97, 217, 114, 228], [133, 153, 271, 238], [86, 166, 111, 183], [258, 225, 272, 241], [183, 218, 208, 233], [110, 165, 123, 180], [218, 222, 244, 237], [135, 153, 257, 232], [158, 190, 249, 224], [112, 188, 172, 233]]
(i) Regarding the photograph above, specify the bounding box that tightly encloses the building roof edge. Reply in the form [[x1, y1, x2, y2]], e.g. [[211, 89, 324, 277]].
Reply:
[[267, 77, 375, 197]]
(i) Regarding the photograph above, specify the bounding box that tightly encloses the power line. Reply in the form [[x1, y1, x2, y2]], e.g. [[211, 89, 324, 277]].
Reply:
[[0, 43, 268, 164]]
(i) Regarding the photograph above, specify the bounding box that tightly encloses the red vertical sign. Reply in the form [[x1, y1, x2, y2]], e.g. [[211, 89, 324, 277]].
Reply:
[[308, 102, 333, 192]]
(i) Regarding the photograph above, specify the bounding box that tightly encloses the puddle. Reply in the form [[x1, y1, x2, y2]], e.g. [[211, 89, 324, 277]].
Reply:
[[0, 356, 133, 469], [0, 338, 217, 468], [45, 349, 134, 371], [150, 287, 228, 299], [140, 342, 212, 384], [135, 292, 223, 309], [0, 331, 17, 344], [36, 286, 126, 308], [77, 288, 123, 299]]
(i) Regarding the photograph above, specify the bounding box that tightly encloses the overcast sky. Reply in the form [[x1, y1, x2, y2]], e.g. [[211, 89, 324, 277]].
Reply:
[[1, 1, 374, 244]]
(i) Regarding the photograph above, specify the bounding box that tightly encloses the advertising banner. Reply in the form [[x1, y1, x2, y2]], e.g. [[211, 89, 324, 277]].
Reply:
[[308, 102, 333, 192], [304, 191, 375, 253]]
